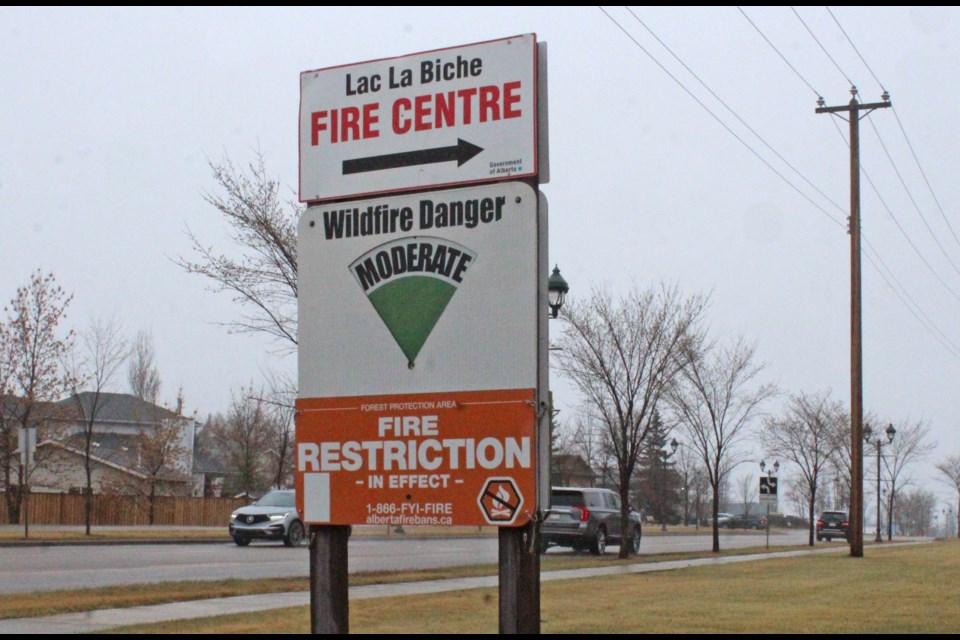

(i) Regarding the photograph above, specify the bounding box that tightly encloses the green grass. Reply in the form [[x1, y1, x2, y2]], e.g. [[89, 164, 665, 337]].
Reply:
[[101, 540, 959, 634]]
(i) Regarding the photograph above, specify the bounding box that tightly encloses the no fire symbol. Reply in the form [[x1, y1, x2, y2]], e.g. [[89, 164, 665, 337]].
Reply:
[[478, 477, 523, 525]]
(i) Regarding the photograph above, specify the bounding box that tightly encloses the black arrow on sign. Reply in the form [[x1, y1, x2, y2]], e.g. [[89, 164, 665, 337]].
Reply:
[[342, 138, 484, 175]]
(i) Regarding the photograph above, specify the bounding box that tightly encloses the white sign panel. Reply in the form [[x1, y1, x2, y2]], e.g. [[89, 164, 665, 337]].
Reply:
[[299, 34, 538, 203], [297, 181, 538, 397]]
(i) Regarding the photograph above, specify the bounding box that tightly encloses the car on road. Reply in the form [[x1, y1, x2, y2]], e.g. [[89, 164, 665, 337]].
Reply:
[[229, 489, 305, 547], [702, 512, 736, 528], [816, 510, 851, 542], [541, 487, 642, 555], [726, 514, 768, 530]]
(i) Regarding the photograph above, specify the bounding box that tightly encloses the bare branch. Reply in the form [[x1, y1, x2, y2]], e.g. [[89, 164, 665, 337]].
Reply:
[[669, 335, 777, 552], [175, 151, 301, 349]]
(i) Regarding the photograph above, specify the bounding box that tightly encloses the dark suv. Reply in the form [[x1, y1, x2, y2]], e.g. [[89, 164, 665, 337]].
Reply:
[[541, 487, 642, 555], [816, 510, 851, 542]]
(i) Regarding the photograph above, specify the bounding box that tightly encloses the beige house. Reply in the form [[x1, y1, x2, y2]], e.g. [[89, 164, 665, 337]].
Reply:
[[28, 393, 197, 496]]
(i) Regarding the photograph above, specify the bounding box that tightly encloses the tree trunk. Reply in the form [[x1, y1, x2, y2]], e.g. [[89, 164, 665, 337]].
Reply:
[[148, 482, 157, 525], [886, 492, 895, 541], [5, 486, 21, 526], [711, 485, 720, 553], [618, 476, 631, 559], [808, 493, 816, 546]]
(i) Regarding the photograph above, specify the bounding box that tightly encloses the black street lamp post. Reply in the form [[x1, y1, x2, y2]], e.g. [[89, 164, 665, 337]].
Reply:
[[864, 423, 895, 543], [657, 438, 679, 532], [759, 459, 779, 550]]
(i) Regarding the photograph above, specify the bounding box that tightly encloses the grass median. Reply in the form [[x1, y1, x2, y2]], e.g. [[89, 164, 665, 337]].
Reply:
[[98, 540, 958, 634]]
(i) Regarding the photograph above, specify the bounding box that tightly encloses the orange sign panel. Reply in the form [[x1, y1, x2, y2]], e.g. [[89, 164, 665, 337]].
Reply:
[[296, 388, 536, 527]]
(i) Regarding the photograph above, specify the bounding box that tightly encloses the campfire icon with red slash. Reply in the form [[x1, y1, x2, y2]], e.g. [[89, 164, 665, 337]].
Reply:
[[477, 477, 523, 525]]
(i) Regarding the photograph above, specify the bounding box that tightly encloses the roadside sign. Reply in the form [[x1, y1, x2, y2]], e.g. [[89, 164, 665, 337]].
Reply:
[[18, 427, 36, 469], [299, 34, 538, 202], [296, 181, 539, 526], [759, 476, 778, 506]]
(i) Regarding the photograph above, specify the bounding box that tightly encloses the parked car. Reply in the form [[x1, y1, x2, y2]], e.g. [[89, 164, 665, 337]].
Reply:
[[726, 514, 768, 530], [702, 512, 736, 528], [229, 489, 305, 547], [816, 510, 851, 542], [541, 487, 642, 555]]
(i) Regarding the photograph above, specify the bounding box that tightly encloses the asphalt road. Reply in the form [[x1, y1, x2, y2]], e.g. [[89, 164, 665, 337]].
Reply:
[[0, 529, 812, 594]]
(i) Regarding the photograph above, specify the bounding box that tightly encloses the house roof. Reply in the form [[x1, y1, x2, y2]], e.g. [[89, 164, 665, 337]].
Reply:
[[56, 392, 182, 424], [553, 454, 596, 475], [44, 433, 191, 483]]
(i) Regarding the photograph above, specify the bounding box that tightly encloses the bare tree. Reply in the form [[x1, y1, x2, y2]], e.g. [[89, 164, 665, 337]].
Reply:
[[874, 419, 935, 541], [0, 318, 18, 519], [784, 476, 811, 523], [894, 488, 937, 537], [935, 455, 960, 539], [128, 330, 161, 403], [761, 390, 843, 546], [552, 284, 708, 558], [670, 336, 777, 552], [0, 271, 74, 529], [562, 412, 616, 488], [673, 439, 701, 526], [135, 418, 189, 525], [66, 315, 128, 535], [207, 385, 274, 497], [176, 152, 301, 348], [736, 473, 756, 519], [261, 370, 296, 489], [690, 466, 710, 530]]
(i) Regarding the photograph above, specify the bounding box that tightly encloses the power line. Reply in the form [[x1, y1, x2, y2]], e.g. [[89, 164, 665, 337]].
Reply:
[[739, 10, 960, 359], [825, 6, 886, 93], [604, 6, 960, 360], [737, 7, 822, 99], [596, 6, 845, 231], [862, 243, 960, 358], [891, 108, 960, 249], [826, 7, 960, 253], [866, 117, 960, 277], [624, 7, 849, 224], [827, 117, 960, 304], [791, 6, 856, 87]]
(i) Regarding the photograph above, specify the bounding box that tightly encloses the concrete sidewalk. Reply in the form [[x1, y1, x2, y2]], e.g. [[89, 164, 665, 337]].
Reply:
[[2, 545, 877, 634]]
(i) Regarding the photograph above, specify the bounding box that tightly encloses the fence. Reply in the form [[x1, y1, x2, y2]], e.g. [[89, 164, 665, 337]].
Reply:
[[0, 493, 249, 526]]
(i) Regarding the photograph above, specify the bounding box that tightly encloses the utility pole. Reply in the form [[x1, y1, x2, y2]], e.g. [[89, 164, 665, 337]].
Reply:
[[816, 87, 891, 558]]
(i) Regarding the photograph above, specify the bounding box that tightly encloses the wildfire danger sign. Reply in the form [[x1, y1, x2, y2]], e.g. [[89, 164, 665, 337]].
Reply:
[[299, 34, 537, 202], [296, 182, 539, 526]]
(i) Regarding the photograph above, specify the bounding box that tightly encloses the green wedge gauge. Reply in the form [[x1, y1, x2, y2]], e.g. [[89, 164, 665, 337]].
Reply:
[[349, 236, 477, 368]]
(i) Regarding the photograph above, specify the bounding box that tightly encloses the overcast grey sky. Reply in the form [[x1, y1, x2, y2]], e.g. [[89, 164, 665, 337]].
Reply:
[[2, 7, 958, 511]]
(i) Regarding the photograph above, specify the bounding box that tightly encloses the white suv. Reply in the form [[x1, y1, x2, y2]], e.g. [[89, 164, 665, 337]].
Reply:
[[229, 489, 305, 547]]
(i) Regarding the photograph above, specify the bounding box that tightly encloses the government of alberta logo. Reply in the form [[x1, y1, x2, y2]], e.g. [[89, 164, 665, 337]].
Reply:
[[349, 236, 477, 368]]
